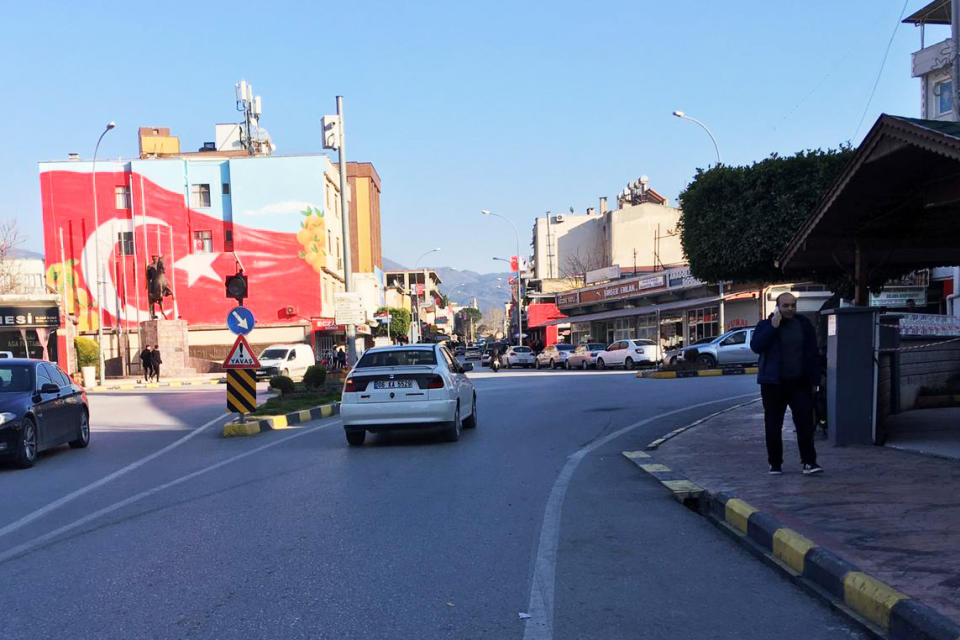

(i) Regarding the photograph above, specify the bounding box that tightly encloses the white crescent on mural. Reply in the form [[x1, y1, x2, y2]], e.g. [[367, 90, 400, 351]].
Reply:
[[80, 216, 171, 322]]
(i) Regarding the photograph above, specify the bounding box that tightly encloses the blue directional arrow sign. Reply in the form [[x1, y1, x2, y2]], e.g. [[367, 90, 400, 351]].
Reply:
[[227, 306, 255, 335]]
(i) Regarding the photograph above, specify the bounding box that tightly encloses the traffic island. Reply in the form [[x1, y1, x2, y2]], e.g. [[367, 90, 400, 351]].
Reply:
[[223, 402, 339, 437], [622, 402, 960, 639]]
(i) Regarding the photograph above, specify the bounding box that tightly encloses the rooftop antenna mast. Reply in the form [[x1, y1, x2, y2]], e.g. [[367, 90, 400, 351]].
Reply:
[[235, 79, 263, 154]]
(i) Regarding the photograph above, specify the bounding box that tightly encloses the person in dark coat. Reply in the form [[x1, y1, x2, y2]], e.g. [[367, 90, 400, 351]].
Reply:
[[150, 345, 163, 382], [750, 292, 823, 476], [140, 345, 154, 382]]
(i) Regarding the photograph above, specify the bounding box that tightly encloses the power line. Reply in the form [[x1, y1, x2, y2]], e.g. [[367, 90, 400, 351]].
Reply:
[[852, 0, 911, 142]]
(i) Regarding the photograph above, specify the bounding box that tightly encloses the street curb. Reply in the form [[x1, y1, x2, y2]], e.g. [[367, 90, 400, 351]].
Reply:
[[637, 366, 758, 379], [643, 398, 761, 450], [222, 402, 339, 438], [622, 452, 960, 640], [88, 379, 223, 393]]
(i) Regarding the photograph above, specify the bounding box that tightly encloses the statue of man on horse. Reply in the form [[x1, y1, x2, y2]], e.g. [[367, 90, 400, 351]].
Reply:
[[145, 255, 174, 319]]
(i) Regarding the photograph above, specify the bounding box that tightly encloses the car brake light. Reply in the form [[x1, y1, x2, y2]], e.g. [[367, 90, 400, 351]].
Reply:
[[425, 375, 445, 389], [344, 377, 360, 392], [635, 349, 644, 354]]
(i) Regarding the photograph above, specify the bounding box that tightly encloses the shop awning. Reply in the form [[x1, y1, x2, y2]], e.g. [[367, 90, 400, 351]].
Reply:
[[544, 294, 722, 326]]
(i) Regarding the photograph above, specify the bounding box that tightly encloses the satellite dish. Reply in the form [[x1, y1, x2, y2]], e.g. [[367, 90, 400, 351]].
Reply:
[[255, 127, 276, 153], [640, 175, 649, 185]]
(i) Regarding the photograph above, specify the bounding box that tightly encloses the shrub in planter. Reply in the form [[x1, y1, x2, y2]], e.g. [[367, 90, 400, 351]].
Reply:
[[75, 337, 100, 375], [269, 375, 295, 396], [303, 365, 327, 389]]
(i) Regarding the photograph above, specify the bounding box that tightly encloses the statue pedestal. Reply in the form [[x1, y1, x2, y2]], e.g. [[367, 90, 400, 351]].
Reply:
[[139, 319, 196, 378]]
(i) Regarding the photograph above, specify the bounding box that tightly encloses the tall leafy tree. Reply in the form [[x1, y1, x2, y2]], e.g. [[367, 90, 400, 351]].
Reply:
[[374, 307, 410, 338], [677, 148, 853, 285]]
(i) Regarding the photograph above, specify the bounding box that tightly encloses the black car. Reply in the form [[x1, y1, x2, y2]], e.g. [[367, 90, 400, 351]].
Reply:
[[0, 359, 90, 468]]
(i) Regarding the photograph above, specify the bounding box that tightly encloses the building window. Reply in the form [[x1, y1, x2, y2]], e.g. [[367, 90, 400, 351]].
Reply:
[[224, 228, 233, 252], [222, 182, 230, 195], [115, 186, 131, 209], [190, 183, 211, 208], [117, 231, 134, 256], [193, 230, 213, 253], [937, 80, 954, 116]]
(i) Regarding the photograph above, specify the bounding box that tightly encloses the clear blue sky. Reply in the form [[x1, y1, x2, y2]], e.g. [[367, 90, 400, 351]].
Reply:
[[1, 0, 943, 273]]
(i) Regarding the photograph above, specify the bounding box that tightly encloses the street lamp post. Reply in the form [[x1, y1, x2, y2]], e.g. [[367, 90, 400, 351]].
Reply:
[[482, 209, 523, 346], [412, 248, 440, 343], [92, 121, 116, 385], [672, 110, 721, 165]]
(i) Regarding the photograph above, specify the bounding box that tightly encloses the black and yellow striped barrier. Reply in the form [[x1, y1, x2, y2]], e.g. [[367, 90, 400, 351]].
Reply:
[[226, 369, 257, 414], [637, 366, 758, 379], [622, 452, 960, 639]]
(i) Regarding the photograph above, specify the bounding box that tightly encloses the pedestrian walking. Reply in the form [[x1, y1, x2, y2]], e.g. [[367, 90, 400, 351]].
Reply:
[[140, 345, 154, 382], [151, 345, 163, 382], [336, 346, 347, 371], [750, 292, 823, 476]]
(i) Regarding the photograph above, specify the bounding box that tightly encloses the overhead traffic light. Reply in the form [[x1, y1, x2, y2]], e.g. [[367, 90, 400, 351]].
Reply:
[[225, 269, 248, 306]]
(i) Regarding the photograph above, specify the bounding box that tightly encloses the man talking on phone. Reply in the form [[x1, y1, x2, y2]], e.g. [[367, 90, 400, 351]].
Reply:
[[750, 292, 823, 475]]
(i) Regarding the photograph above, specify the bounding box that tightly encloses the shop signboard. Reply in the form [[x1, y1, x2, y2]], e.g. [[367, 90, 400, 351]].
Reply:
[[557, 292, 580, 306], [334, 292, 365, 325], [0, 305, 60, 328], [869, 287, 927, 308], [898, 313, 960, 337], [665, 266, 702, 289]]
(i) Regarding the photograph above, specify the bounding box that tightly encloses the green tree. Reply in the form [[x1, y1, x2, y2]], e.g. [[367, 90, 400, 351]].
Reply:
[[374, 307, 410, 338], [461, 307, 482, 325], [677, 148, 854, 286]]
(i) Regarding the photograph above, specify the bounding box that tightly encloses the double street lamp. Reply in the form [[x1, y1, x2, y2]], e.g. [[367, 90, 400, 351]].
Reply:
[[482, 210, 523, 346], [672, 110, 721, 165], [92, 121, 116, 385]]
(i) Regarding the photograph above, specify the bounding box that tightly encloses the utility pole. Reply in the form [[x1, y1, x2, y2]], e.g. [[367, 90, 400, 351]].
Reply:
[[336, 97, 356, 365]]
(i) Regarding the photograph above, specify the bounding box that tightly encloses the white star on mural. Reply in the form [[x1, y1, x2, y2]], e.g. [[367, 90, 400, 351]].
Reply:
[[174, 252, 221, 287]]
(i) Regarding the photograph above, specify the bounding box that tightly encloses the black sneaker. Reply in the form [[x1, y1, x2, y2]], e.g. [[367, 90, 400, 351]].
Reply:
[[769, 465, 782, 475], [802, 464, 823, 475]]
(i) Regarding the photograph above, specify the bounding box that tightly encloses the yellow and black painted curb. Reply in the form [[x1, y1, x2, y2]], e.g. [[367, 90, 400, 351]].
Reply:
[[637, 366, 758, 379], [644, 398, 761, 450], [622, 452, 960, 640], [88, 379, 223, 393], [222, 403, 339, 438]]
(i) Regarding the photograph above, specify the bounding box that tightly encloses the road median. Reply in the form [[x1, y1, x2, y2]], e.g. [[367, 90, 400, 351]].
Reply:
[[223, 402, 339, 437], [637, 366, 758, 379]]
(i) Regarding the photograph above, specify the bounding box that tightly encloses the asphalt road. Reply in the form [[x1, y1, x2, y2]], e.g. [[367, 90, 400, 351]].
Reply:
[[0, 370, 868, 639]]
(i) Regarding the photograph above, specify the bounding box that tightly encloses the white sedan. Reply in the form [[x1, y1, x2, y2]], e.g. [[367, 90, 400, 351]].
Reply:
[[340, 344, 477, 445], [500, 346, 535, 368], [595, 339, 659, 370]]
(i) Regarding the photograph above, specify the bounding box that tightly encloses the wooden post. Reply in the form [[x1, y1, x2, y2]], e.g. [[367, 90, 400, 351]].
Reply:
[[854, 240, 869, 306]]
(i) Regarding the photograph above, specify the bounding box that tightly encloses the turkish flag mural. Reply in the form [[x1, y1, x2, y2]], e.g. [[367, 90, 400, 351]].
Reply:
[[39, 167, 328, 330]]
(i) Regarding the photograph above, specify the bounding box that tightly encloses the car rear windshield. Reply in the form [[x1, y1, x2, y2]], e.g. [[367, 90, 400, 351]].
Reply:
[[0, 365, 33, 392], [356, 349, 438, 367], [260, 349, 289, 360], [556, 344, 574, 351], [513, 346, 531, 353], [588, 343, 606, 350], [633, 339, 656, 346]]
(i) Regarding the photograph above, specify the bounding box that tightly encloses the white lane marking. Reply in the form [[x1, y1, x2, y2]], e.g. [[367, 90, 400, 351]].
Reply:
[[0, 411, 231, 540], [521, 393, 759, 640], [0, 418, 342, 564]]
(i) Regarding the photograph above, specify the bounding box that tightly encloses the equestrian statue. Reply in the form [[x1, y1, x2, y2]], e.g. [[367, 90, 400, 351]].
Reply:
[[145, 255, 174, 319]]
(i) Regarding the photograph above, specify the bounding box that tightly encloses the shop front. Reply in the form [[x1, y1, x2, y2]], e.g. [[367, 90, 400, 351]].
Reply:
[[0, 297, 61, 362]]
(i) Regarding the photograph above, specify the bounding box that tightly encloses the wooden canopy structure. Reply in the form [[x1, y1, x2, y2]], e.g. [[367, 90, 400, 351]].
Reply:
[[778, 114, 960, 304]]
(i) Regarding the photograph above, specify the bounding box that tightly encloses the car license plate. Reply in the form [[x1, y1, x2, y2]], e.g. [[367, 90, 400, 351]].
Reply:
[[374, 380, 414, 389]]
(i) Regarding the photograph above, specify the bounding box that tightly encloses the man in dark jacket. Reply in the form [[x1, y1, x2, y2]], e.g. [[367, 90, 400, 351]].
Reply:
[[750, 292, 823, 475], [140, 345, 154, 382], [151, 346, 162, 382]]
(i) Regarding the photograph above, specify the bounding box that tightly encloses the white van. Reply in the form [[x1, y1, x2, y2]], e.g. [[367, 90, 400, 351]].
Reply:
[[256, 343, 316, 379]]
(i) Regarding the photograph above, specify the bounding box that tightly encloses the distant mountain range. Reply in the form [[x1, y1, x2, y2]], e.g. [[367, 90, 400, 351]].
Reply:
[[383, 258, 511, 312]]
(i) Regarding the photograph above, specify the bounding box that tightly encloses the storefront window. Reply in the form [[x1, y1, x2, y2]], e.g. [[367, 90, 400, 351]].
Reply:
[[660, 313, 684, 351], [687, 306, 720, 342]]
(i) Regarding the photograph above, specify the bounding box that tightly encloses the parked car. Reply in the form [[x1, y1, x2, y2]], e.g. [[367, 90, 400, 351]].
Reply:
[[0, 359, 90, 468], [464, 346, 482, 360], [340, 344, 477, 445], [681, 328, 757, 368], [535, 344, 575, 369], [501, 345, 535, 368], [256, 343, 316, 379], [663, 337, 713, 365], [596, 339, 659, 370], [566, 343, 608, 370]]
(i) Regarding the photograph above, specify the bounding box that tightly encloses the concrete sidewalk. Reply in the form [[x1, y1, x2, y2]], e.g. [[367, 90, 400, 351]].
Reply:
[[648, 401, 960, 628], [86, 372, 225, 392]]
